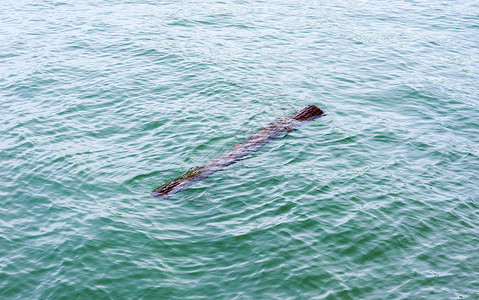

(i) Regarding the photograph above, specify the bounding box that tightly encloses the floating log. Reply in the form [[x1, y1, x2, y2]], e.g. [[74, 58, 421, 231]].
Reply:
[[152, 105, 325, 199]]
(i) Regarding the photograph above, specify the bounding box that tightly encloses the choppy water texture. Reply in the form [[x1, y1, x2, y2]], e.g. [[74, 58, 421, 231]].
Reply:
[[1, 0, 479, 299]]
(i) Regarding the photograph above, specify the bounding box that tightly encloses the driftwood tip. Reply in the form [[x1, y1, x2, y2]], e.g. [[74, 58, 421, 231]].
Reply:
[[291, 105, 325, 121]]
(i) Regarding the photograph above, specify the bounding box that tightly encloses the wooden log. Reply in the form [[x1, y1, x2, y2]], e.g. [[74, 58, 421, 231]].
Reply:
[[152, 105, 325, 199]]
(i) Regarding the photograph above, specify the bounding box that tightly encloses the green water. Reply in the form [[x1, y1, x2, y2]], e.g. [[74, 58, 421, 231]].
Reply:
[[1, 0, 479, 299]]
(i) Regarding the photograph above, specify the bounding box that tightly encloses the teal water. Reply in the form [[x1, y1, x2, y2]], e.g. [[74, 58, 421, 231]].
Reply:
[[1, 0, 479, 298]]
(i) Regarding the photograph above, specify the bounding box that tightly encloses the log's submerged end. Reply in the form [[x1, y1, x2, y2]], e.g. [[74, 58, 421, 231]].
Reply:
[[151, 180, 178, 199], [151, 166, 204, 199]]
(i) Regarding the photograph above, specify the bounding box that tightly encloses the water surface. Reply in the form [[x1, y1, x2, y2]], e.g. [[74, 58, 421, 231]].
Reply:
[[1, 0, 479, 299]]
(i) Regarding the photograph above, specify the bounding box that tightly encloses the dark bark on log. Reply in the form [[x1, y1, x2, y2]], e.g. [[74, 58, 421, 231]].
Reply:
[[152, 105, 325, 199]]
